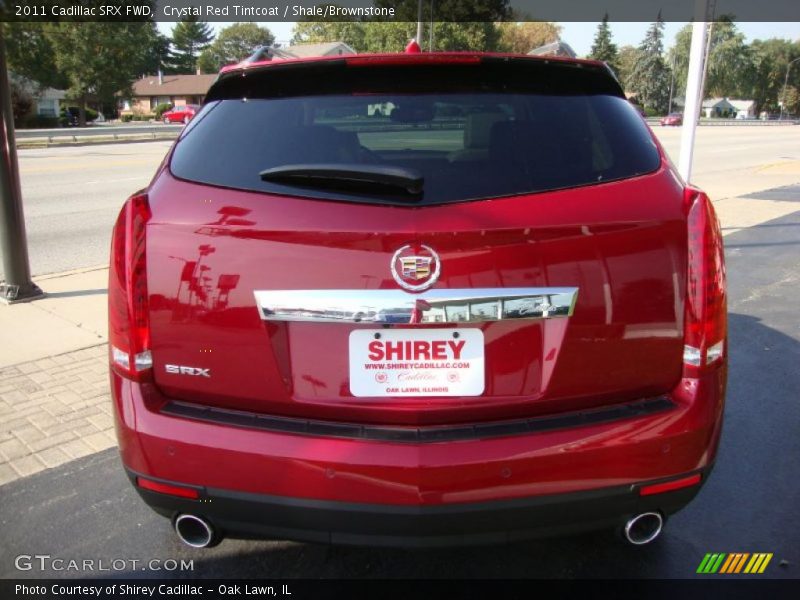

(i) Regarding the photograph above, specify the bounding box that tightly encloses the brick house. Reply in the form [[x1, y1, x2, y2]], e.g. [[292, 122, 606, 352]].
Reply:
[[121, 73, 218, 117]]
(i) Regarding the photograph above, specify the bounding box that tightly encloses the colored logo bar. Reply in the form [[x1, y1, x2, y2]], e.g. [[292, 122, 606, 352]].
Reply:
[[697, 553, 773, 574]]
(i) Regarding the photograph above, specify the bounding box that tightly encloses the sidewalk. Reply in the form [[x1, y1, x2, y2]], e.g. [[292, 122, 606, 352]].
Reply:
[[1, 181, 799, 486], [0, 267, 113, 485]]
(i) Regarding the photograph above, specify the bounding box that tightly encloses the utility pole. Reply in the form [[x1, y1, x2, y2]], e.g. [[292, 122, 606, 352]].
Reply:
[[416, 0, 424, 47], [0, 26, 43, 303], [678, 0, 713, 182], [667, 52, 677, 115], [779, 57, 800, 120]]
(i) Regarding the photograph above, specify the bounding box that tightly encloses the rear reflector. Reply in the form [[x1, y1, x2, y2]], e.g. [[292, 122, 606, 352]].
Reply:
[[639, 473, 702, 496], [136, 477, 200, 499]]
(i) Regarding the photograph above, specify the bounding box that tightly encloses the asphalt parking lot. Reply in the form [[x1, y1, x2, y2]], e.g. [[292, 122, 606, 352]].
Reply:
[[1, 189, 798, 579]]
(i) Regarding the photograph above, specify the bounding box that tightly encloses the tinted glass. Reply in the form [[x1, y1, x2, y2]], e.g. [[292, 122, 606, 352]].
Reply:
[[171, 82, 660, 205]]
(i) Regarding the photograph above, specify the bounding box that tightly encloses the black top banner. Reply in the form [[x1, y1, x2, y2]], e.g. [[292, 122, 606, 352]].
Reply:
[[2, 0, 800, 23]]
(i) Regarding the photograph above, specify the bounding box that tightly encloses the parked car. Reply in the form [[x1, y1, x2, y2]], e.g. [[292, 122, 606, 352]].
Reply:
[[109, 52, 727, 548], [660, 112, 683, 126], [162, 104, 199, 124]]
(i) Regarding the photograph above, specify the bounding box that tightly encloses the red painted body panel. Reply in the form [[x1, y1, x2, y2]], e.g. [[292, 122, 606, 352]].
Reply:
[[112, 367, 725, 506], [144, 162, 688, 425], [108, 53, 727, 540]]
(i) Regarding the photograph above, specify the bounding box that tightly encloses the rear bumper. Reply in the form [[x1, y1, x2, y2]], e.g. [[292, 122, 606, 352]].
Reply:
[[111, 367, 725, 545], [128, 466, 710, 547]]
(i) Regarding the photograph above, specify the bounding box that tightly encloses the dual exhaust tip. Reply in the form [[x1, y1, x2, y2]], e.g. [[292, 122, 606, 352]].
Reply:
[[173, 511, 664, 548], [174, 514, 217, 548], [623, 511, 664, 545]]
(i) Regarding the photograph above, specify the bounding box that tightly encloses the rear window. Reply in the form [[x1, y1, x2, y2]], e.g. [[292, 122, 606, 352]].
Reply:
[[170, 63, 660, 205]]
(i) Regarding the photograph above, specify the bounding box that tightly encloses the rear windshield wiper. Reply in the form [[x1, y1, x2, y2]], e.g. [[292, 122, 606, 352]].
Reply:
[[259, 164, 424, 197]]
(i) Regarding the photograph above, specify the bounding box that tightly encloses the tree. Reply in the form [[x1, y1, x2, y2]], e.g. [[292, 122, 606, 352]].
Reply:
[[2, 23, 67, 91], [291, 20, 367, 51], [47, 22, 157, 125], [588, 14, 619, 73], [198, 23, 275, 73], [429, 22, 501, 52], [616, 45, 640, 90], [362, 22, 418, 53], [749, 38, 800, 114], [496, 22, 561, 53], [140, 22, 172, 76], [291, 20, 502, 54], [170, 16, 213, 74], [668, 18, 754, 100], [627, 14, 671, 113]]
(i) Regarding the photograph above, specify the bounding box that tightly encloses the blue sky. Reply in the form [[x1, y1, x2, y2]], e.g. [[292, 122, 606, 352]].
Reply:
[[158, 21, 800, 56]]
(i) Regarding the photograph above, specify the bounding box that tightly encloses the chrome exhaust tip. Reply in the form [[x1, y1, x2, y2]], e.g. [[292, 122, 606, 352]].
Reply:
[[623, 512, 664, 545], [174, 514, 216, 548]]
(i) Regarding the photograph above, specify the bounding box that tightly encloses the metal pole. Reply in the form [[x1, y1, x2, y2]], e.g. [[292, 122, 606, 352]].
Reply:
[[678, 2, 711, 182], [416, 0, 423, 46], [0, 26, 42, 303], [667, 53, 677, 114], [779, 57, 800, 120], [429, 0, 434, 52]]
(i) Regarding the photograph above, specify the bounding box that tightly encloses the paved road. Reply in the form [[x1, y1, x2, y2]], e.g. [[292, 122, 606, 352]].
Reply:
[[1, 126, 798, 281], [1, 205, 798, 578]]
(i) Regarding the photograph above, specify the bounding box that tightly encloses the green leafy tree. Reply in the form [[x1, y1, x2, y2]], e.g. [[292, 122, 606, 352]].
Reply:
[[588, 14, 619, 73], [668, 18, 754, 100], [170, 16, 213, 74], [291, 20, 367, 51], [748, 38, 800, 114], [2, 23, 67, 91], [197, 23, 275, 73], [362, 22, 418, 53], [429, 22, 501, 52], [616, 45, 640, 90], [496, 21, 561, 53], [627, 14, 671, 113], [141, 22, 172, 76], [47, 22, 157, 125], [291, 20, 501, 54]]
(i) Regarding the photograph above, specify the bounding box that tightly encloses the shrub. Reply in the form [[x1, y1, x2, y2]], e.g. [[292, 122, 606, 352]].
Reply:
[[60, 106, 99, 124], [121, 114, 134, 123], [11, 81, 33, 126], [154, 103, 173, 119], [20, 115, 60, 129]]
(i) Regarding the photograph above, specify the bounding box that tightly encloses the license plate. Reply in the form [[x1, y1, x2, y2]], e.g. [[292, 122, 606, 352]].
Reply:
[[349, 329, 484, 397]]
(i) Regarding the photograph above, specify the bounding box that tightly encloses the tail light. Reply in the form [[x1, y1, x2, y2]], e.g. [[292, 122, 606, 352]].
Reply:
[[108, 192, 152, 381], [683, 187, 727, 376]]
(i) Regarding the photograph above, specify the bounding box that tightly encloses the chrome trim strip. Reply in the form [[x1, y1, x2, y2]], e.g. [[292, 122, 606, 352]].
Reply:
[[254, 288, 578, 324]]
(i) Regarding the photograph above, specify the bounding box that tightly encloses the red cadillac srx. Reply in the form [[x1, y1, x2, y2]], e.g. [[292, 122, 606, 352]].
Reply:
[[108, 52, 727, 548]]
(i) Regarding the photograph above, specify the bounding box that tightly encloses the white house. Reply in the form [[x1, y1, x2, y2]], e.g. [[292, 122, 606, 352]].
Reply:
[[702, 97, 756, 119]]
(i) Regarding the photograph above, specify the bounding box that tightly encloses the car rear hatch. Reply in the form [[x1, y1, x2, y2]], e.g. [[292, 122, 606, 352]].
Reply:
[[143, 55, 687, 426]]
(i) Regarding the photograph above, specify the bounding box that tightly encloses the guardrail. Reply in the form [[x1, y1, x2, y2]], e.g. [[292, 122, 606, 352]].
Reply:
[[645, 117, 799, 126], [14, 118, 799, 147], [15, 124, 183, 145]]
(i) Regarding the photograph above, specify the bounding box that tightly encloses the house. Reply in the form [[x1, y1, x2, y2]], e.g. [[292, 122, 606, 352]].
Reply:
[[728, 99, 757, 119], [272, 41, 357, 59], [527, 40, 577, 59], [122, 73, 218, 116], [10, 74, 66, 118], [702, 97, 756, 119]]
